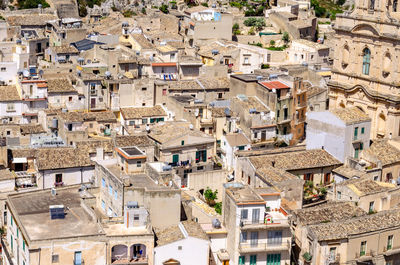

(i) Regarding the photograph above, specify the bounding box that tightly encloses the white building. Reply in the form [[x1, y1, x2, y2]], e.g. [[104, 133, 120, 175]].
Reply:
[[223, 183, 291, 265], [154, 221, 210, 265], [306, 107, 371, 163], [221, 133, 251, 171], [287, 39, 329, 65]]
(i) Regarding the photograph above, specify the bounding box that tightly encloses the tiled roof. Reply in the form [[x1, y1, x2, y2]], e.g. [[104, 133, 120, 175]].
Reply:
[[232, 96, 269, 113], [7, 14, 57, 26], [211, 107, 230, 118], [121, 105, 166, 120], [156, 221, 208, 247], [362, 140, 400, 166], [19, 124, 46, 135], [225, 133, 250, 147], [36, 148, 93, 170], [249, 149, 342, 171], [259, 81, 290, 90], [332, 165, 367, 179], [47, 79, 77, 93], [0, 86, 20, 102], [52, 45, 79, 54], [339, 178, 396, 196], [331, 107, 371, 124], [293, 202, 366, 226], [309, 209, 400, 241], [75, 139, 114, 153], [58, 111, 117, 123], [114, 135, 154, 147], [132, 34, 154, 49]]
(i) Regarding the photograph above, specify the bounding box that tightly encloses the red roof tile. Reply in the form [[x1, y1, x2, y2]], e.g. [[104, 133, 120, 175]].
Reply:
[[260, 81, 289, 90]]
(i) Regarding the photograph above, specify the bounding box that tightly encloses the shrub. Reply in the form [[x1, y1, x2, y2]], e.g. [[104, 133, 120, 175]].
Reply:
[[201, 2, 208, 6], [204, 187, 218, 206], [282, 31, 289, 43], [123, 10, 136, 17], [159, 4, 169, 13], [248, 27, 255, 35], [261, 64, 270, 69], [232, 23, 240, 30], [141, 7, 146, 14], [269, 40, 275, 46], [244, 18, 265, 30], [214, 202, 222, 214]]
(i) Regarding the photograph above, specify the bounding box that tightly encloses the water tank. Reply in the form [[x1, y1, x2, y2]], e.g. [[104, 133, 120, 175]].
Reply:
[[105, 71, 111, 78], [212, 218, 221, 228], [23, 70, 30, 78]]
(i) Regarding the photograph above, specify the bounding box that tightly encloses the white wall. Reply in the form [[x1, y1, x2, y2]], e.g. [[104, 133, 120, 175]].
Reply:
[[0, 62, 17, 84], [40, 167, 94, 189], [154, 237, 209, 265]]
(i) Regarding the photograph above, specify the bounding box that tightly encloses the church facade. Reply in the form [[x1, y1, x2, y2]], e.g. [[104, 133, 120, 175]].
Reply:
[[328, 0, 400, 139]]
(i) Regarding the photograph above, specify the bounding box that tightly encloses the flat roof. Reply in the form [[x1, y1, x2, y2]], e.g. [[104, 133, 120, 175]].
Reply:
[[259, 81, 290, 90], [8, 187, 104, 242], [225, 183, 265, 205]]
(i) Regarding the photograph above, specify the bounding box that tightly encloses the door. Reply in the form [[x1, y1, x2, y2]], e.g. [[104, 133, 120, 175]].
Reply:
[[172, 154, 179, 164], [249, 255, 257, 265], [250, 231, 258, 247], [74, 251, 82, 265], [261, 131, 266, 141], [91, 98, 96, 109]]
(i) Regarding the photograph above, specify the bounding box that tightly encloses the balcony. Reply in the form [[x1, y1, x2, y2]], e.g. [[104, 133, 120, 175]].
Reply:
[[200, 118, 214, 126], [240, 217, 289, 230], [383, 245, 400, 256], [111, 244, 148, 265], [296, 102, 307, 110], [355, 250, 374, 262], [277, 118, 291, 125], [326, 254, 340, 264], [54, 181, 64, 187], [239, 241, 290, 253]]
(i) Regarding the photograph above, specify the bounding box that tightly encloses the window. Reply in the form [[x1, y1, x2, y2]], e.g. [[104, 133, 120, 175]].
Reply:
[[142, 118, 148, 124], [11, 215, 13, 226], [101, 200, 106, 210], [55, 173, 62, 184], [23, 240, 25, 251], [162, 88, 167, 96], [240, 232, 247, 242], [355, 147, 360, 159], [362, 48, 371, 75], [52, 254, 59, 263], [354, 127, 358, 140], [178, 246, 182, 250], [360, 241, 367, 256], [361, 127, 365, 134], [250, 255, 257, 265], [170, 53, 175, 60], [268, 231, 282, 246], [6, 103, 15, 112], [241, 209, 248, 220], [374, 175, 379, 181], [142, 87, 147, 91], [369, 201, 375, 212], [369, 0, 375, 9], [90, 83, 96, 95], [142, 103, 146, 106], [337, 191, 342, 199], [114, 190, 118, 200], [324, 173, 331, 184], [17, 229, 18, 238], [107, 207, 113, 217], [102, 178, 106, 188], [267, 254, 281, 265], [134, 214, 139, 220], [304, 173, 313, 181], [252, 208, 260, 224], [250, 231, 258, 246], [89, 123, 93, 128], [387, 235, 393, 250], [329, 247, 336, 260], [68, 123, 73, 131], [238, 145, 245, 151], [74, 251, 82, 265], [394, 0, 398, 11], [129, 121, 135, 126], [6, 130, 10, 136], [137, 161, 142, 167], [239, 256, 245, 265], [172, 154, 179, 164], [69, 96, 72, 102], [181, 140, 184, 145], [109, 185, 113, 195], [11, 235, 13, 251], [195, 150, 207, 163], [244, 57, 249, 64]]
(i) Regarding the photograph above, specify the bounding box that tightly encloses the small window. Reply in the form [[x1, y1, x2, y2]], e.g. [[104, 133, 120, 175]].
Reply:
[[197, 166, 204, 171], [137, 161, 142, 167], [162, 88, 167, 96], [89, 123, 93, 128], [178, 246, 182, 250], [23, 240, 25, 251], [361, 127, 365, 134], [109, 185, 113, 195], [337, 191, 342, 199], [369, 201, 375, 212], [374, 176, 379, 181], [102, 178, 106, 188], [101, 200, 106, 210], [6, 130, 10, 136], [142, 103, 146, 106], [360, 241, 367, 256], [0, 67, 6, 72], [114, 190, 118, 200], [52, 254, 59, 263], [241, 209, 248, 219], [69, 96, 72, 102], [181, 140, 184, 145], [142, 87, 147, 91], [238, 145, 245, 151], [142, 118, 148, 124], [387, 235, 393, 250], [134, 214, 139, 220]]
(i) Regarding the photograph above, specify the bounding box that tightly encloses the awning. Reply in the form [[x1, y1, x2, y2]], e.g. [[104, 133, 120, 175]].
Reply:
[[13, 157, 27, 163]]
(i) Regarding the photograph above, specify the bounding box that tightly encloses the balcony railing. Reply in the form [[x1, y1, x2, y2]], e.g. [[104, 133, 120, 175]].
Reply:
[[326, 254, 340, 264], [239, 241, 290, 253], [240, 218, 289, 228], [54, 181, 64, 187]]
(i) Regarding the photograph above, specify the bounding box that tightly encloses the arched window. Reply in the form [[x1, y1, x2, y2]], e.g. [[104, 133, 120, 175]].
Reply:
[[362, 48, 371, 75]]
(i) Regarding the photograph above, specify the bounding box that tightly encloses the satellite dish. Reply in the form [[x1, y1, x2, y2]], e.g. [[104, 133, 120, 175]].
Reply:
[[23, 70, 30, 77]]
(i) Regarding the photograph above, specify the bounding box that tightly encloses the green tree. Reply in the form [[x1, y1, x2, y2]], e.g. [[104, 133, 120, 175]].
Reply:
[[214, 202, 222, 214], [248, 27, 255, 35], [282, 31, 290, 43], [244, 18, 265, 31], [141, 7, 146, 14], [204, 187, 218, 206], [233, 23, 240, 30], [159, 4, 169, 13], [269, 40, 275, 46]]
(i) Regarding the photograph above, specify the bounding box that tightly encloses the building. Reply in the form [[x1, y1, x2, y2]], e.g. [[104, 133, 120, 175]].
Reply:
[[120, 105, 168, 134], [287, 39, 330, 66], [328, 0, 400, 139], [153, 221, 210, 265], [221, 133, 251, 171], [306, 107, 372, 163], [223, 183, 292, 265]]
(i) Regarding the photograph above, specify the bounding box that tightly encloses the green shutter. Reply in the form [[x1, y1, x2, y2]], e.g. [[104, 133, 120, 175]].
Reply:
[[361, 127, 365, 134], [354, 127, 358, 139], [11, 235, 13, 251], [196, 151, 200, 162], [267, 254, 281, 265], [173, 154, 179, 164], [250, 255, 257, 265], [23, 240, 25, 251], [238, 145, 245, 151], [239, 256, 245, 265], [202, 150, 207, 162]]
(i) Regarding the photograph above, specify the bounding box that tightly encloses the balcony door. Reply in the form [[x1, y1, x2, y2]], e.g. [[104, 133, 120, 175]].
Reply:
[[267, 253, 281, 265], [252, 208, 260, 224], [250, 231, 258, 247]]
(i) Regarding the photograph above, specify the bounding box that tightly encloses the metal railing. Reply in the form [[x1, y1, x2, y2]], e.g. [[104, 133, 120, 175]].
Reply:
[[239, 240, 290, 252]]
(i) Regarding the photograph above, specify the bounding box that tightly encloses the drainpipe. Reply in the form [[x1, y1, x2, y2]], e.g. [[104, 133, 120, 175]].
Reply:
[[80, 168, 83, 184]]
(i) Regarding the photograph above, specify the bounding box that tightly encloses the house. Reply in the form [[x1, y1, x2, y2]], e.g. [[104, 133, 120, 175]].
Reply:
[[2, 186, 155, 265], [0, 85, 23, 124], [120, 105, 168, 134], [306, 107, 372, 163], [46, 18, 87, 46], [333, 178, 400, 213], [221, 133, 251, 171], [154, 221, 210, 265], [178, 55, 203, 80], [223, 183, 292, 265], [45, 45, 80, 63], [46, 78, 80, 110], [287, 39, 330, 66], [18, 78, 48, 124], [290, 202, 367, 264], [95, 157, 181, 229]]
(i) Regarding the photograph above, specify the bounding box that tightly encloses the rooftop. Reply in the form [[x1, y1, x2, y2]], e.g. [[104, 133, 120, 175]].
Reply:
[[233, 96, 270, 113], [115, 135, 154, 147], [309, 209, 400, 241], [0, 85, 20, 102], [224, 133, 250, 147], [52, 45, 79, 54], [120, 105, 166, 120], [293, 202, 366, 226], [331, 107, 371, 125], [7, 14, 57, 26], [156, 221, 208, 246], [249, 149, 341, 171], [259, 81, 290, 90], [339, 178, 397, 196], [8, 187, 103, 242], [332, 165, 368, 179], [362, 140, 400, 167], [46, 79, 77, 93], [36, 147, 93, 170], [58, 111, 117, 123], [131, 33, 154, 49], [225, 183, 265, 205], [156, 45, 177, 53], [292, 39, 329, 50]]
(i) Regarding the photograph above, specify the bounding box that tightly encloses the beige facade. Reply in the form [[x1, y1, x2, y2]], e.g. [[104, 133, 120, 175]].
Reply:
[[328, 0, 400, 139]]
